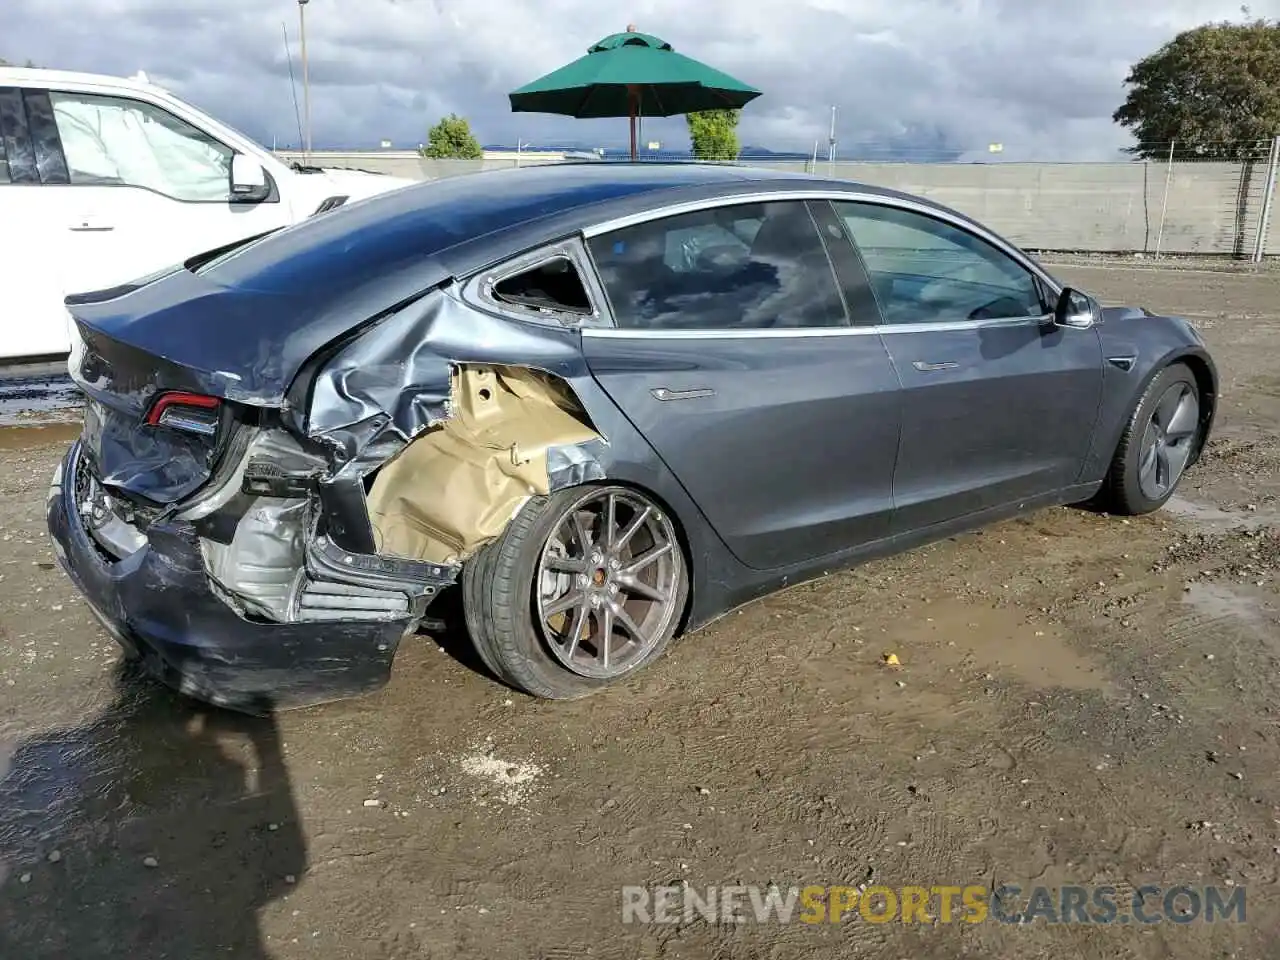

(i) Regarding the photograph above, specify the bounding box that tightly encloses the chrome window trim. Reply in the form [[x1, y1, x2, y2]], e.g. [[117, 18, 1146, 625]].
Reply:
[[581, 325, 880, 340], [580, 189, 1064, 312], [877, 314, 1054, 335], [580, 313, 1054, 340], [461, 236, 613, 329]]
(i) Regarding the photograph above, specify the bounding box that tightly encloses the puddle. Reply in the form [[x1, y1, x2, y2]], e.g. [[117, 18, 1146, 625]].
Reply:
[[0, 367, 81, 428], [1182, 582, 1272, 635], [0, 421, 82, 451], [0, 678, 288, 883], [1165, 496, 1277, 532], [0, 714, 130, 875], [895, 598, 1113, 692]]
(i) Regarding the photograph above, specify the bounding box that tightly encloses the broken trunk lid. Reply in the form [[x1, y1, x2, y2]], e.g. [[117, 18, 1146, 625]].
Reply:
[[65, 251, 452, 405]]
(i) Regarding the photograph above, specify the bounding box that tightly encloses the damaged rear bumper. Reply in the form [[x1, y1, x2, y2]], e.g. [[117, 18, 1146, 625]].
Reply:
[[46, 442, 444, 713]]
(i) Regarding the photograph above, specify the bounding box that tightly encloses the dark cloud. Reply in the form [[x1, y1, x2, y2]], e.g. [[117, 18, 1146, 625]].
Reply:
[[3, 0, 1253, 157]]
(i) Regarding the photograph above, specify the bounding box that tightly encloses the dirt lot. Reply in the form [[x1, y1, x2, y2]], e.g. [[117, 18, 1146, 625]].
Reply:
[[1, 262, 1278, 959]]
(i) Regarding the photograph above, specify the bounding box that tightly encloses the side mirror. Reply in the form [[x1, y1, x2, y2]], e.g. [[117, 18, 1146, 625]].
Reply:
[[230, 154, 270, 202], [1054, 287, 1099, 330]]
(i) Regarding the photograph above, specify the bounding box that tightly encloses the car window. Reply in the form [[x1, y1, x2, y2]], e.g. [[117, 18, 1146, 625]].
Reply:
[[23, 90, 71, 184], [660, 219, 760, 273], [834, 201, 1045, 325], [0, 126, 8, 183], [0, 86, 37, 184], [588, 201, 847, 331], [492, 256, 592, 315], [49, 92, 233, 202]]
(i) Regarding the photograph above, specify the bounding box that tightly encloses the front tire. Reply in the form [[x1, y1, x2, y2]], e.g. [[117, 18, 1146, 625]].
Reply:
[[1101, 362, 1201, 515], [462, 485, 689, 699]]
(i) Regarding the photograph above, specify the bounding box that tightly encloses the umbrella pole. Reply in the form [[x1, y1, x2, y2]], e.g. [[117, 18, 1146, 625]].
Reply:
[[628, 84, 638, 161]]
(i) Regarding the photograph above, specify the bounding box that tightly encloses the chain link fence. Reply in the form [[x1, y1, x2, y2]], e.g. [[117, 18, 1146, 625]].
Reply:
[[277, 139, 1280, 259]]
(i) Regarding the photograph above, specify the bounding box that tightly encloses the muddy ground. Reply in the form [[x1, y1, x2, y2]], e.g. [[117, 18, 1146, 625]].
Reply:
[[1, 262, 1278, 959]]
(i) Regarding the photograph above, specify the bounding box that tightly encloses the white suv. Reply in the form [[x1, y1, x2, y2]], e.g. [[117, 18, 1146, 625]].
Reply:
[[0, 67, 417, 362]]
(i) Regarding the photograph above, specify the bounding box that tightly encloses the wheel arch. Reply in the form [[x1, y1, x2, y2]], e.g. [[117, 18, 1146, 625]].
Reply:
[[1172, 350, 1217, 467], [1084, 344, 1218, 483]]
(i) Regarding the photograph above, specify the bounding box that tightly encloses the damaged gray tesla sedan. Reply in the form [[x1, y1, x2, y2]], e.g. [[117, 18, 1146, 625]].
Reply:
[[47, 163, 1217, 711]]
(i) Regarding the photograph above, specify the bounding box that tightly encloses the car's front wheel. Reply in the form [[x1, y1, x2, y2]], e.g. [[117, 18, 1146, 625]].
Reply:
[[1102, 361, 1202, 515], [462, 484, 689, 698]]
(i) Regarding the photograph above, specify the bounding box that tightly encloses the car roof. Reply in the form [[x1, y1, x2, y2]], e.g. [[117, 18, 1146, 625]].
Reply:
[[0, 66, 170, 96], [198, 161, 935, 299]]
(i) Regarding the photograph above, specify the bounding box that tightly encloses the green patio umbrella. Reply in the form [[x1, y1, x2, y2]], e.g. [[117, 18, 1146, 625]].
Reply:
[[509, 26, 761, 160]]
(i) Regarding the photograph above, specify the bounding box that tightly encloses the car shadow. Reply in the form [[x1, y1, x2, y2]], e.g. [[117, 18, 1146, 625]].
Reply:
[[0, 662, 305, 960], [417, 584, 508, 684]]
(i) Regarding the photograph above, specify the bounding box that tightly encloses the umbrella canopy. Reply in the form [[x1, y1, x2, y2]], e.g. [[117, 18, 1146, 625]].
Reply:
[[509, 27, 761, 159]]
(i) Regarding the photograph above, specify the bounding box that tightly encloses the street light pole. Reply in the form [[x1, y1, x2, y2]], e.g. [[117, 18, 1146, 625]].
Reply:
[[298, 0, 312, 160], [827, 105, 837, 177]]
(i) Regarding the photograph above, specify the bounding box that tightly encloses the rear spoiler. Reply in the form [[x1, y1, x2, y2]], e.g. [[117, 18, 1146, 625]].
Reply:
[[63, 230, 284, 308]]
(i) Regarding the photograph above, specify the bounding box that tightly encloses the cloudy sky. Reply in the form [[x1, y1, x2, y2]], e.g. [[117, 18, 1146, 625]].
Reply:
[[3, 0, 1265, 160]]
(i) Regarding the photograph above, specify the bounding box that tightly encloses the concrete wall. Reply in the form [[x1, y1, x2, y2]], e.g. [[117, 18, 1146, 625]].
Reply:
[[276, 149, 565, 181], [762, 161, 1272, 257], [276, 151, 1278, 257]]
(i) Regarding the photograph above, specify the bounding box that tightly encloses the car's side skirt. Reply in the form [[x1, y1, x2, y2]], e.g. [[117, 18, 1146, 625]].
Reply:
[[686, 481, 1104, 632]]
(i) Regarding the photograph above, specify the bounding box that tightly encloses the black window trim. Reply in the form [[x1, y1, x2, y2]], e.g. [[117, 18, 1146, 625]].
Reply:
[[0, 86, 38, 184], [22, 88, 71, 184], [799, 199, 855, 329], [807, 198, 885, 328]]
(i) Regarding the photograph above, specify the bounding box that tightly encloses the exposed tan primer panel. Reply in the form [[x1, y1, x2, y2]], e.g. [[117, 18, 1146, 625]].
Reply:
[[365, 365, 600, 564]]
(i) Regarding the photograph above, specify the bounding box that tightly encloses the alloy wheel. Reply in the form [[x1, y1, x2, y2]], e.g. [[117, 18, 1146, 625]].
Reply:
[[535, 488, 683, 679], [1137, 381, 1200, 501]]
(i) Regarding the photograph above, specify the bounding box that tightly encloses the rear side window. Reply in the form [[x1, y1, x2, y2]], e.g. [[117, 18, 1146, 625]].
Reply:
[[492, 257, 592, 315], [0, 122, 8, 183], [588, 201, 847, 331]]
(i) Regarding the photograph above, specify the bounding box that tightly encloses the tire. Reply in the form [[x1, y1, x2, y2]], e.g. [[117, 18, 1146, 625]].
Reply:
[[1101, 362, 1201, 516], [462, 484, 690, 699]]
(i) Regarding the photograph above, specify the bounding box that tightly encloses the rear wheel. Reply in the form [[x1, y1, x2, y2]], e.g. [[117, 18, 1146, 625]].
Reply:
[[1101, 362, 1201, 515], [462, 485, 689, 699]]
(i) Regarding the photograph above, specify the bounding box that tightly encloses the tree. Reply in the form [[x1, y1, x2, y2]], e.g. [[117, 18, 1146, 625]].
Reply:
[[686, 109, 741, 161], [420, 114, 483, 159], [1114, 19, 1280, 160]]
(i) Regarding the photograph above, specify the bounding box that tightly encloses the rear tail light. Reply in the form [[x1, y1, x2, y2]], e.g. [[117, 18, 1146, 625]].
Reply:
[[145, 392, 221, 436]]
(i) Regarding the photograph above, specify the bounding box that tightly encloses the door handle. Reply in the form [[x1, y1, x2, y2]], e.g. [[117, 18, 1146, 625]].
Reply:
[[912, 360, 959, 372], [68, 217, 114, 232], [651, 387, 715, 401]]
